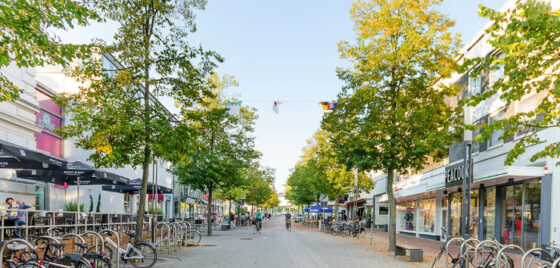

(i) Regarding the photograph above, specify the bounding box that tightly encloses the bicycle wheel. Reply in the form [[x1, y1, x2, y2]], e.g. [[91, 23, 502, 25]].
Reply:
[[188, 231, 201, 245], [83, 255, 112, 268], [129, 242, 157, 268], [87, 244, 114, 262], [15, 262, 44, 268], [76, 257, 94, 268]]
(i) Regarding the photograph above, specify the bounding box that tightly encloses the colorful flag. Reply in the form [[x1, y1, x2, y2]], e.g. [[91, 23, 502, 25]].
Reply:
[[319, 101, 337, 110], [273, 101, 281, 114], [226, 100, 242, 116]]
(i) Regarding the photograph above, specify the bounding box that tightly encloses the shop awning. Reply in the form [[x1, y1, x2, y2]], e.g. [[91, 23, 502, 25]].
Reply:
[[0, 139, 66, 170], [16, 161, 130, 185], [304, 205, 333, 213], [102, 179, 172, 195], [345, 198, 366, 207]]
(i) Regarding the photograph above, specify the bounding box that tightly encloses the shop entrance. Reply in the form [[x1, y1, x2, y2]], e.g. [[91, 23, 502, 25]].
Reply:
[[499, 179, 541, 249]]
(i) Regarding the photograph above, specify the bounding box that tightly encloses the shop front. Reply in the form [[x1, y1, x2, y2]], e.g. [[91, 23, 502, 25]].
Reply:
[[444, 164, 549, 250]]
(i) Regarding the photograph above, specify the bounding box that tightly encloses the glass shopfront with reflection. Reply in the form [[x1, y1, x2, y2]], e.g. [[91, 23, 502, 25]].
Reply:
[[444, 178, 543, 250], [500, 179, 541, 249]]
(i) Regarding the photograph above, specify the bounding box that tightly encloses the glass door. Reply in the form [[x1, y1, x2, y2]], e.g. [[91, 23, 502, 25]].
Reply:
[[523, 181, 541, 249], [501, 185, 523, 245]]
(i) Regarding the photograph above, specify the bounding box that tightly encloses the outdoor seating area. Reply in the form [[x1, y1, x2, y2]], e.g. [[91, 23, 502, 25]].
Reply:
[[0, 209, 202, 268]]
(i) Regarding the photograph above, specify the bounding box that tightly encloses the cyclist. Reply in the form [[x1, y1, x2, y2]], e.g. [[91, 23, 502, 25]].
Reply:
[[255, 210, 263, 231], [285, 212, 292, 231]]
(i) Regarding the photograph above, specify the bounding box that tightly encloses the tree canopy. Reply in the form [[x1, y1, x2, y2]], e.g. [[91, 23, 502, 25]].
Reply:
[[322, 0, 462, 252], [0, 0, 99, 101], [462, 1, 560, 166], [56, 0, 219, 238]]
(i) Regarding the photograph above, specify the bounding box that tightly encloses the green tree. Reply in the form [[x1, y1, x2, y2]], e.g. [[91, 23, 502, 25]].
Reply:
[[0, 0, 99, 101], [322, 0, 462, 252], [285, 166, 318, 208], [56, 0, 220, 239], [173, 75, 259, 235], [245, 165, 275, 209], [462, 1, 560, 165], [311, 130, 374, 219]]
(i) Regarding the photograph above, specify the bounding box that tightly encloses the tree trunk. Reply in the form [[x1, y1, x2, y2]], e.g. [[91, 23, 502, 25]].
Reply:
[[135, 51, 152, 241], [386, 168, 397, 252], [207, 184, 213, 236], [335, 197, 339, 221]]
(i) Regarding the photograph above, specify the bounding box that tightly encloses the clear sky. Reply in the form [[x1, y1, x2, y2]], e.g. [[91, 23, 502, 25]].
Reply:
[[58, 0, 508, 193]]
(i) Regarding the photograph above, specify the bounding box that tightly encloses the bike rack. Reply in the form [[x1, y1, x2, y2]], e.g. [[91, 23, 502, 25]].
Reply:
[[100, 228, 121, 268], [496, 244, 525, 268], [154, 222, 172, 253], [171, 222, 185, 248], [81, 231, 105, 255], [459, 238, 480, 268], [0, 238, 37, 267], [183, 221, 193, 245], [444, 237, 465, 268], [521, 248, 554, 268], [34, 235, 63, 255], [553, 257, 560, 268], [473, 239, 501, 267]]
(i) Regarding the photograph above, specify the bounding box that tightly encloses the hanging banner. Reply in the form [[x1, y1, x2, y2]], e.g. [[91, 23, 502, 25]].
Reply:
[[273, 101, 281, 114], [226, 100, 242, 116], [319, 101, 337, 110]]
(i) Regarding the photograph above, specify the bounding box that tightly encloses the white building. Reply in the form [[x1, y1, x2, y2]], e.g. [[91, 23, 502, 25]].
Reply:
[[371, 0, 560, 249], [1, 54, 179, 219]]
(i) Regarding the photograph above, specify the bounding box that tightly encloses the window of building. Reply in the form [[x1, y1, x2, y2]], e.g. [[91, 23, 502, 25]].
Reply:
[[397, 201, 416, 231], [483, 187, 496, 239], [469, 74, 482, 96], [418, 198, 436, 233], [35, 89, 63, 157], [472, 116, 488, 153], [469, 190, 480, 238], [490, 53, 505, 85], [379, 205, 388, 215], [450, 193, 462, 237], [500, 180, 542, 250], [124, 194, 131, 214], [489, 111, 505, 147]]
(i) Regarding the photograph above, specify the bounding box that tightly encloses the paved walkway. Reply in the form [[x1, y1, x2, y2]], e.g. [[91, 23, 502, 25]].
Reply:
[[155, 217, 426, 268]]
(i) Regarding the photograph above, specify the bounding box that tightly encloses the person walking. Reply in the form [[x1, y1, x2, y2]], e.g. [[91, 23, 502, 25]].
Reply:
[[229, 211, 235, 228], [285, 212, 292, 231]]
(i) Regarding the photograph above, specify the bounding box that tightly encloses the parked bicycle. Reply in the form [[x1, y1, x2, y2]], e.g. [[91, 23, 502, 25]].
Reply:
[[102, 231, 157, 268]]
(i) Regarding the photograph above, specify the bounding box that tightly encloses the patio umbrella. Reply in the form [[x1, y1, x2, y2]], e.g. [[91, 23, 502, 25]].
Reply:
[[16, 161, 130, 213], [101, 179, 172, 195], [0, 139, 66, 170]]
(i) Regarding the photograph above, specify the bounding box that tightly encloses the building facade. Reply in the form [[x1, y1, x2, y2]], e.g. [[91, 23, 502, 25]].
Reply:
[[1, 54, 185, 219], [370, 0, 560, 250]]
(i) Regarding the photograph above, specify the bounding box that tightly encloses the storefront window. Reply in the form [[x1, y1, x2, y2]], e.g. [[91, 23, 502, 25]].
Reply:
[[124, 194, 131, 214], [483, 187, 496, 239], [469, 190, 480, 238], [523, 181, 541, 249], [501, 184, 523, 245], [450, 193, 462, 237], [442, 197, 448, 235], [397, 201, 416, 231], [419, 198, 435, 233]]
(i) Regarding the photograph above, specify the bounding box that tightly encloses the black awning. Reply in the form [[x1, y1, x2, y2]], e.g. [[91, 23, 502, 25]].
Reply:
[[0, 139, 66, 170], [15, 161, 130, 185], [102, 179, 172, 195]]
